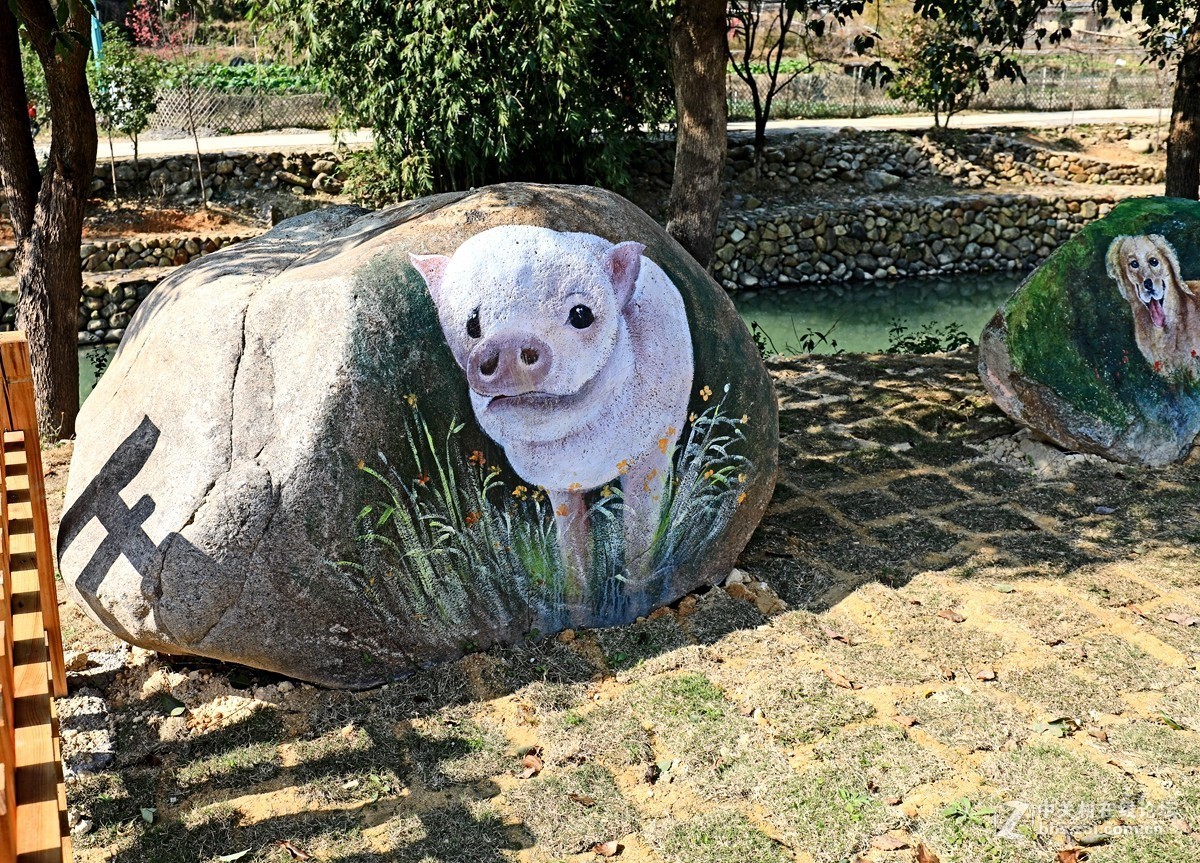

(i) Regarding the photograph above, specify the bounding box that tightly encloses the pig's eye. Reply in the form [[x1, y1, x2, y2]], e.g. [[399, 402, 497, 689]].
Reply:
[[568, 305, 594, 329], [466, 309, 482, 339]]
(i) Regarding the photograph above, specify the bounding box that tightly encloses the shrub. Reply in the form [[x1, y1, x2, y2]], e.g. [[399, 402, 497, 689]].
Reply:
[[886, 18, 985, 128], [89, 24, 161, 172], [258, 0, 674, 200]]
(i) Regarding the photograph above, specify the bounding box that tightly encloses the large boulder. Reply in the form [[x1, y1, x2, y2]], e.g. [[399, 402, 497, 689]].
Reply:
[[58, 184, 779, 688], [980, 197, 1200, 465]]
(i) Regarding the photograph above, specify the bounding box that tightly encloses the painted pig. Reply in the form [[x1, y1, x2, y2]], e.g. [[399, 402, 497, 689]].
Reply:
[[410, 226, 694, 598]]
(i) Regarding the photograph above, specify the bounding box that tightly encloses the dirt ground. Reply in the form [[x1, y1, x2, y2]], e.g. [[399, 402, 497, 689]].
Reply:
[[48, 350, 1200, 863], [0, 202, 257, 243]]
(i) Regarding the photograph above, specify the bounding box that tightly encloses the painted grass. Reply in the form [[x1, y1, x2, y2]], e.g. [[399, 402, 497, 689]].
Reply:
[[336, 390, 751, 631]]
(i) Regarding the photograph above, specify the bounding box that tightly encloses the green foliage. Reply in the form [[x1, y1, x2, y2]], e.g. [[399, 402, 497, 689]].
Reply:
[[886, 18, 985, 127], [89, 25, 161, 142], [20, 36, 48, 109], [158, 61, 321, 93], [257, 0, 673, 200], [885, 318, 973, 354]]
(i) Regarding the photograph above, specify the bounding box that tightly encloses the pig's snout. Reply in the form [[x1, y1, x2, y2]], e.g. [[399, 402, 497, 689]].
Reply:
[[468, 334, 553, 396]]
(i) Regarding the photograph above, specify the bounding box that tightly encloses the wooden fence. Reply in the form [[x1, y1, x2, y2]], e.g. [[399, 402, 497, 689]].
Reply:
[[0, 333, 70, 863]]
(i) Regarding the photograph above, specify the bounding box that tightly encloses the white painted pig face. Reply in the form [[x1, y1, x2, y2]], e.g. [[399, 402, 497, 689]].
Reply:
[[410, 226, 642, 442]]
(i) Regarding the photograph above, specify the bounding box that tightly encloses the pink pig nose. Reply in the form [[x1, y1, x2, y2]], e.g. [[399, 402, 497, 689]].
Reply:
[[468, 334, 553, 396]]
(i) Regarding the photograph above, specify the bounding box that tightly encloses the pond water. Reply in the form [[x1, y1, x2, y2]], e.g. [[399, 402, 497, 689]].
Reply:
[[732, 272, 1024, 355], [80, 345, 115, 402]]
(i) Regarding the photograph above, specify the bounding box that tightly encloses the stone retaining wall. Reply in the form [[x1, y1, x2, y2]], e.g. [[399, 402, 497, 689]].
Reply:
[[712, 193, 1115, 290], [87, 149, 347, 207], [70, 128, 1162, 215], [0, 270, 167, 345], [0, 233, 252, 278]]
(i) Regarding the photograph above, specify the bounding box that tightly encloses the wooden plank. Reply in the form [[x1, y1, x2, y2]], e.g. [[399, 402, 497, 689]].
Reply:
[[0, 337, 66, 697], [11, 566, 65, 863], [6, 502, 32, 522], [8, 534, 35, 558]]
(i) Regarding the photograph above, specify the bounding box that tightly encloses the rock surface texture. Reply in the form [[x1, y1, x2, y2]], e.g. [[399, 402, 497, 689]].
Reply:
[[58, 185, 779, 688], [980, 197, 1200, 466]]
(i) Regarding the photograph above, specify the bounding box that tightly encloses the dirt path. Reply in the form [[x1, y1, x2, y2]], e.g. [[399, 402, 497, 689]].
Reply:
[[56, 351, 1200, 863]]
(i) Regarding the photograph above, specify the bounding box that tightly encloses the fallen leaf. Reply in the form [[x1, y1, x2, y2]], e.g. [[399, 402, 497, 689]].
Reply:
[[1057, 849, 1086, 863], [1127, 605, 1149, 619], [939, 666, 956, 681], [871, 833, 910, 850], [894, 713, 918, 727], [937, 609, 966, 623], [340, 724, 357, 740], [1033, 717, 1079, 738], [822, 667, 859, 690], [275, 841, 311, 860], [217, 851, 251, 862], [140, 808, 156, 825], [568, 793, 597, 807], [973, 666, 997, 681], [593, 840, 622, 857], [916, 843, 941, 863], [823, 626, 853, 645], [994, 583, 1016, 593], [1165, 612, 1200, 627], [883, 795, 902, 805]]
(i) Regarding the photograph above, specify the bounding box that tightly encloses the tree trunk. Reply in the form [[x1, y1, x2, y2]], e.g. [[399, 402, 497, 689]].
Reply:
[[1165, 11, 1200, 200], [666, 0, 728, 269], [0, 1, 97, 439]]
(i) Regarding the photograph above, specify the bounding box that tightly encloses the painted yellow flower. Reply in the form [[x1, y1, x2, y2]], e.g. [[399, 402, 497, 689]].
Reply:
[[642, 467, 659, 493], [700, 385, 713, 402], [465, 511, 481, 526], [741, 414, 749, 424], [532, 489, 545, 502], [555, 504, 569, 517], [738, 473, 746, 483], [356, 459, 365, 470], [512, 485, 528, 499], [617, 459, 630, 475], [737, 492, 747, 505], [404, 393, 418, 407], [489, 465, 501, 476], [689, 412, 698, 423], [468, 450, 486, 465], [601, 486, 613, 498], [568, 482, 583, 492], [703, 469, 714, 479]]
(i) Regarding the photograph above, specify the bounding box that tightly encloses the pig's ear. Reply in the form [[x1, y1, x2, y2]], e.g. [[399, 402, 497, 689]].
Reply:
[[604, 242, 644, 308], [409, 253, 451, 306]]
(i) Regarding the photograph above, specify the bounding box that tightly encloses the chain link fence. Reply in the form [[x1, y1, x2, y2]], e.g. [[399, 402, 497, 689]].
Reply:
[[148, 87, 337, 135], [144, 67, 1169, 138], [728, 67, 1171, 121]]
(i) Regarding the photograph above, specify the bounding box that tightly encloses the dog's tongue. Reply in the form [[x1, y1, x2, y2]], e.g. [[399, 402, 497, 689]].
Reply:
[[1149, 298, 1166, 329]]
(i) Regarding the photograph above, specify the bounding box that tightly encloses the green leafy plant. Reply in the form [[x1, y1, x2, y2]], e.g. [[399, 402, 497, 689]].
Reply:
[[158, 60, 321, 93], [885, 318, 974, 354], [85, 346, 112, 381], [942, 797, 997, 846], [886, 18, 988, 128], [90, 24, 162, 189], [257, 0, 674, 200]]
